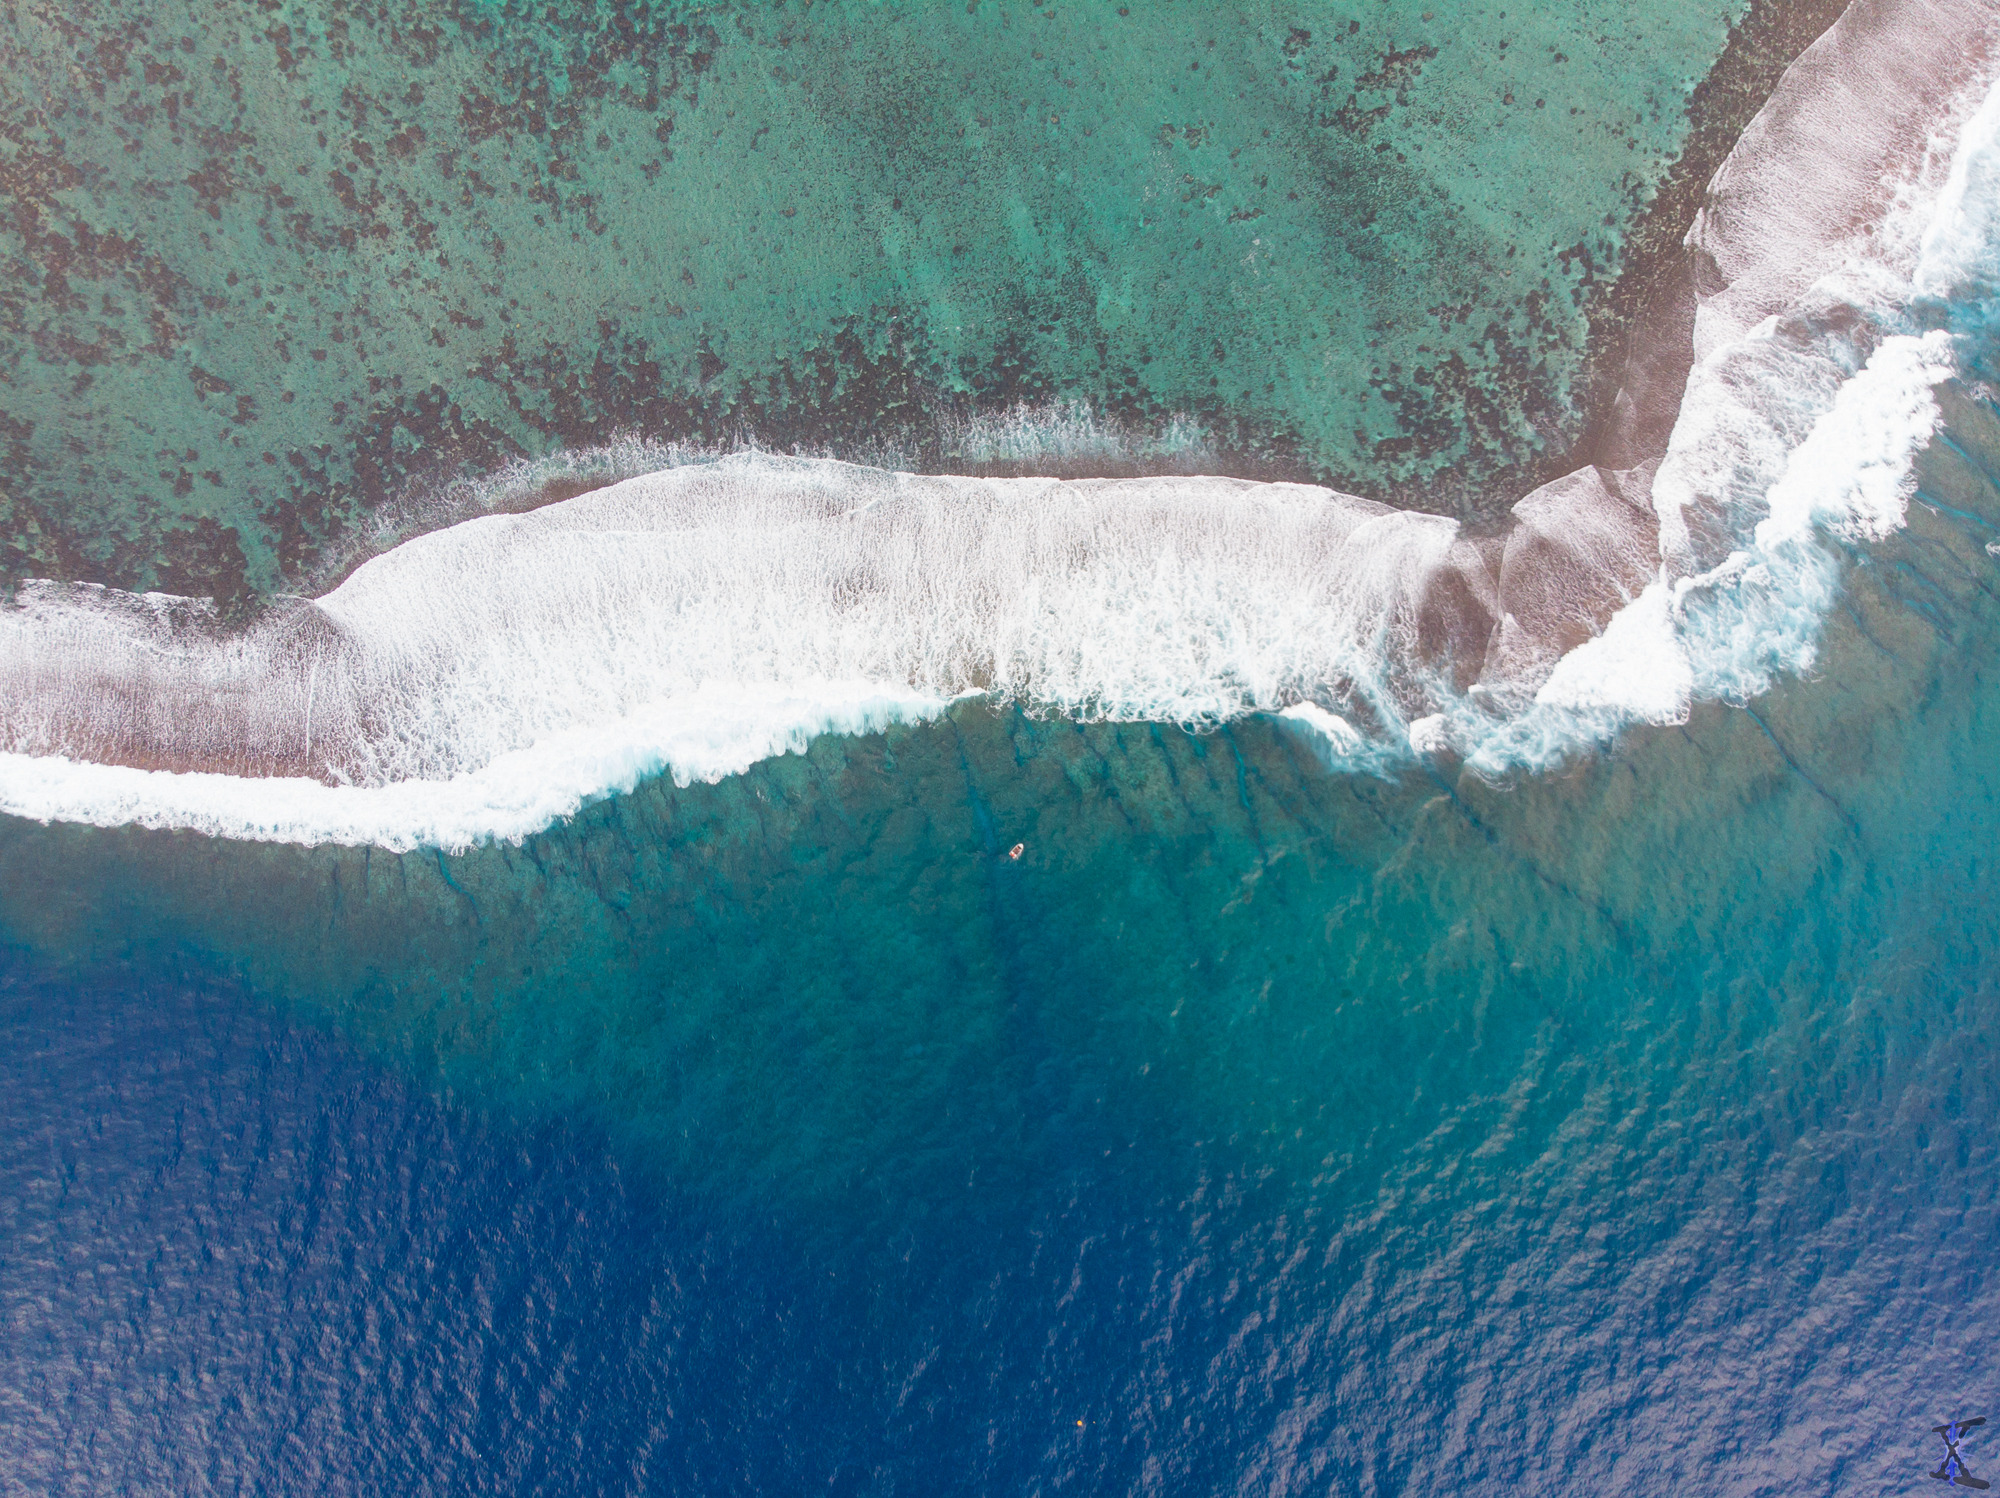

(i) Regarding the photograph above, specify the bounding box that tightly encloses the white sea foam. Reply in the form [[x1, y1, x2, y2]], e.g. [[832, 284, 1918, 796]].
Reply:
[[1276, 702, 1373, 769], [1446, 0, 2000, 774], [1452, 326, 1955, 774], [0, 683, 949, 854], [1917, 62, 2000, 306], [1, 0, 1997, 850], [0, 467, 1483, 847]]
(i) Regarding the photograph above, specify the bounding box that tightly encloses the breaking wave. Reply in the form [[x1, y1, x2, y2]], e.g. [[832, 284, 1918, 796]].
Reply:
[[2, 0, 1997, 852]]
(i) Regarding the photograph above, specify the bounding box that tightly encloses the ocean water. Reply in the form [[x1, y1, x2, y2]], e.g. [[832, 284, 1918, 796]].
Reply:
[[7, 0, 2000, 1494], [0, 0, 1755, 597], [4, 432, 2000, 1494]]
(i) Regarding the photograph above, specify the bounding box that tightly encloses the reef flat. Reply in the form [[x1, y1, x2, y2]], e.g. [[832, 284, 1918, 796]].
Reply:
[[0, 0, 1839, 608]]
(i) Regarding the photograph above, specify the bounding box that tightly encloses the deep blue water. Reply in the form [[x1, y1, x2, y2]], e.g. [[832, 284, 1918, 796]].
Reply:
[[4, 390, 2000, 1495], [10, 0, 2000, 1490]]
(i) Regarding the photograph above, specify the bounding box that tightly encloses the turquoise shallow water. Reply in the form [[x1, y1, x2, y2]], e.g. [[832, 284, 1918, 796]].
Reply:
[[0, 0, 1749, 600], [8, 0, 2000, 1491], [2, 385, 1997, 1491]]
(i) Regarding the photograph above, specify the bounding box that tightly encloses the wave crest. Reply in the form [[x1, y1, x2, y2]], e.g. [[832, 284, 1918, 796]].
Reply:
[[2, 0, 1997, 851]]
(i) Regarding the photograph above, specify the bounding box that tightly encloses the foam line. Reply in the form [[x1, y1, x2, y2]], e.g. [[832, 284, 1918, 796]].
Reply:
[[0, 0, 1997, 850], [0, 684, 951, 854]]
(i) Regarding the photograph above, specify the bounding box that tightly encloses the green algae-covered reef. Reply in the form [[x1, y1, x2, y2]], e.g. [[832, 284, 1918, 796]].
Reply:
[[1, 0, 1837, 607]]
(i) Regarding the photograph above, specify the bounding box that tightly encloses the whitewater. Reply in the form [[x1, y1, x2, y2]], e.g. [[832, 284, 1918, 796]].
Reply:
[[3, 0, 1998, 854]]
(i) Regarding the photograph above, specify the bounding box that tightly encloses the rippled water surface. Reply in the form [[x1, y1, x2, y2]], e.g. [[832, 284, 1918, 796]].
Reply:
[[6, 1, 2000, 1494], [5, 397, 2000, 1492]]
